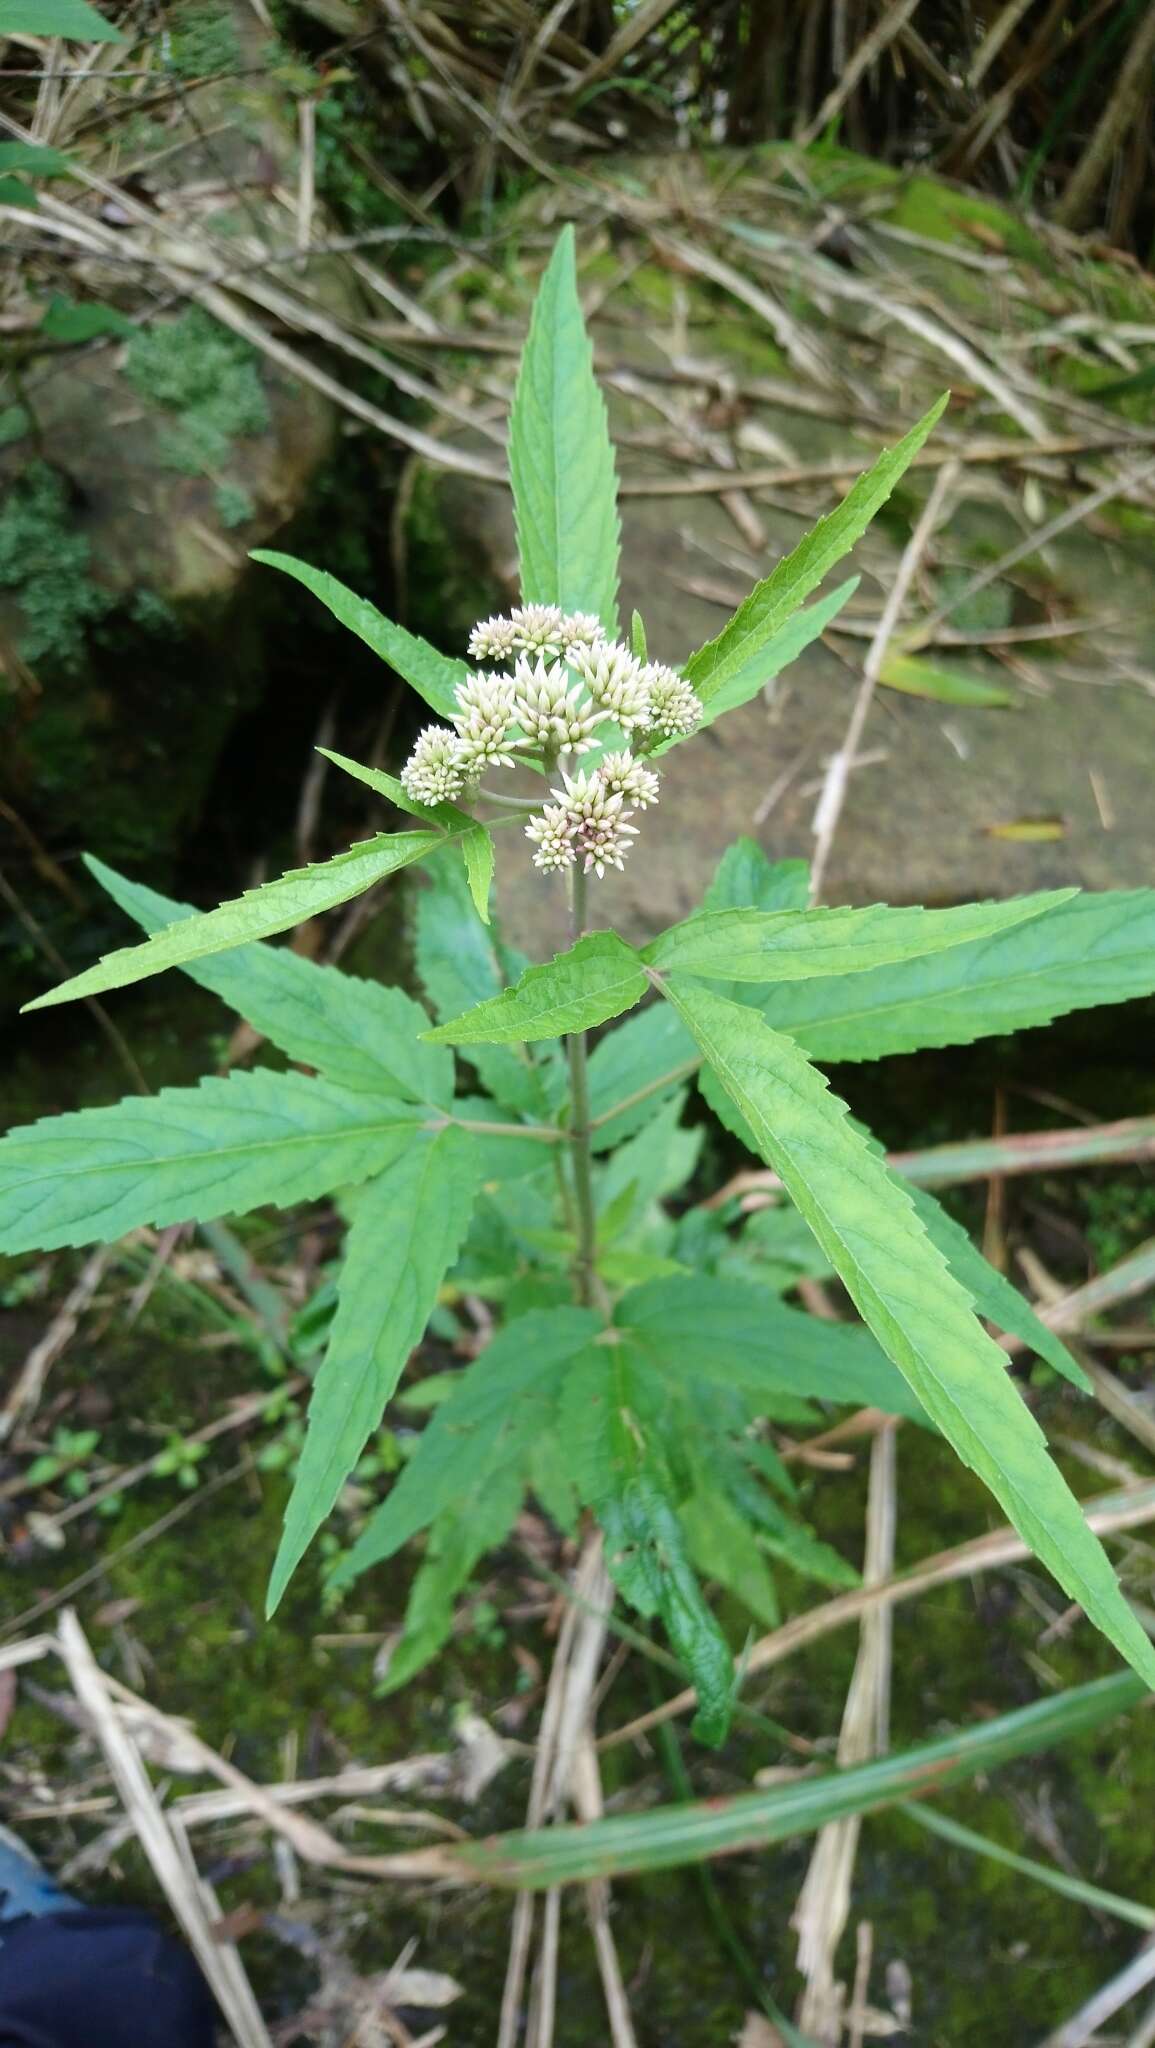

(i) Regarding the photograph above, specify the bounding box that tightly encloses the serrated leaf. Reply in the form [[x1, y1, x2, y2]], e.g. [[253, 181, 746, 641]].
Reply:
[[596, 1091, 701, 1240], [415, 846, 553, 1117], [268, 1127, 481, 1611], [617, 1274, 928, 1422], [685, 398, 947, 704], [677, 577, 858, 741], [379, 1470, 524, 1694], [560, 1341, 734, 1744], [317, 746, 472, 831], [645, 890, 1075, 982], [605, 1475, 735, 1744], [906, 1181, 1089, 1391], [425, 931, 646, 1044], [0, 1071, 424, 1255], [664, 978, 1155, 1689], [461, 823, 495, 924], [509, 225, 620, 632], [25, 832, 443, 1011], [88, 857, 453, 1107], [703, 839, 810, 915], [680, 1483, 780, 1627], [879, 651, 1015, 707], [251, 552, 467, 720], [760, 889, 1155, 1062], [331, 1307, 601, 1588], [0, 0, 123, 38]]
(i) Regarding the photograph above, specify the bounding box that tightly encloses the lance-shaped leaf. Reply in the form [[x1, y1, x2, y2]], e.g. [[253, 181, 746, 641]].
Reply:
[[88, 857, 453, 1108], [760, 887, 1155, 1062], [251, 552, 467, 721], [331, 1306, 602, 1588], [645, 889, 1075, 982], [24, 832, 444, 1012], [560, 1340, 734, 1745], [454, 1670, 1143, 1887], [662, 979, 1155, 1689], [509, 224, 621, 631], [0, 1072, 425, 1255], [415, 846, 555, 1117], [906, 1181, 1089, 1391], [425, 931, 647, 1044], [669, 577, 857, 744], [317, 747, 473, 831], [460, 822, 496, 925], [268, 1126, 481, 1612], [685, 396, 947, 704]]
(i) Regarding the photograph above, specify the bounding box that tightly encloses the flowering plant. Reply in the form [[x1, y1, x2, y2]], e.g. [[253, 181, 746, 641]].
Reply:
[[5, 230, 1155, 1741]]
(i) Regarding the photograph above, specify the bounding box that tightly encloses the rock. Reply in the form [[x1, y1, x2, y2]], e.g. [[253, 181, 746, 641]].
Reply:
[[0, 1, 341, 927], [407, 150, 1155, 956]]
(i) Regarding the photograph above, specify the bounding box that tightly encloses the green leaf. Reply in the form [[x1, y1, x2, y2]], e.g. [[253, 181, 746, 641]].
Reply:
[[415, 846, 553, 1118], [684, 397, 947, 705], [25, 832, 443, 1011], [379, 1470, 523, 1694], [40, 293, 132, 341], [617, 1274, 928, 1423], [906, 1181, 1089, 1392], [759, 889, 1155, 1063], [560, 1340, 734, 1744], [603, 1475, 735, 1745], [645, 890, 1075, 982], [331, 1307, 602, 1587], [586, 1003, 698, 1151], [424, 931, 646, 1044], [250, 552, 467, 721], [0, 176, 36, 204], [878, 651, 1016, 708], [664, 979, 1155, 1689], [0, 141, 72, 173], [455, 1670, 1143, 1886], [0, 0, 123, 38], [703, 838, 810, 915], [461, 823, 496, 925], [88, 857, 454, 1108], [630, 609, 648, 661], [680, 1483, 780, 1628], [316, 747, 472, 832], [508, 225, 621, 632], [0, 1071, 424, 1254], [596, 1092, 701, 1240], [684, 577, 859, 738], [268, 1127, 480, 1611]]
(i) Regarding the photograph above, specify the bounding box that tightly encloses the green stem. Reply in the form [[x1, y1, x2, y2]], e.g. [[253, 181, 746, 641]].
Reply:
[[566, 865, 600, 1310]]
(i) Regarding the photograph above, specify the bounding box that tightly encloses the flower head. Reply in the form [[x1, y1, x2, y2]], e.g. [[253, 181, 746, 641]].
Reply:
[[552, 767, 640, 877], [452, 671, 517, 771], [468, 614, 520, 664], [525, 802, 577, 872], [560, 610, 607, 650], [642, 662, 702, 740], [401, 724, 467, 807], [598, 750, 661, 810], [509, 603, 567, 656], [512, 655, 608, 755], [567, 642, 650, 732]]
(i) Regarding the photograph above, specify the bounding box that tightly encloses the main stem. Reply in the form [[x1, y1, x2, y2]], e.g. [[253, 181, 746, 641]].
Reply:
[[566, 865, 599, 1310]]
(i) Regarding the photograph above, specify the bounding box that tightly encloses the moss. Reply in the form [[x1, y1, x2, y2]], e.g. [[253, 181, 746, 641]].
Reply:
[[124, 308, 269, 475], [165, 0, 241, 80], [0, 462, 110, 670]]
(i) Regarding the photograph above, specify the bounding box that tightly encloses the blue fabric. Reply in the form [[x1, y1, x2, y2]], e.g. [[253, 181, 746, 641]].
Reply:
[[0, 1908, 216, 2047]]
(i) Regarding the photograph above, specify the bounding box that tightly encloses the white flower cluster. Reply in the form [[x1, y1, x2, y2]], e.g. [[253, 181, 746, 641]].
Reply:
[[399, 603, 703, 877]]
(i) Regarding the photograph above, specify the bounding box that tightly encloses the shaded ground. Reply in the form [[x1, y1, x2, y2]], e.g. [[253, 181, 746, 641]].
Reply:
[[2, 969, 1154, 2046]]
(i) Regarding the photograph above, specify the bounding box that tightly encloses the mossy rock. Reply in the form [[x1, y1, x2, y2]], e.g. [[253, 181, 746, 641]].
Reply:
[[0, 2, 345, 991], [406, 146, 1155, 957]]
